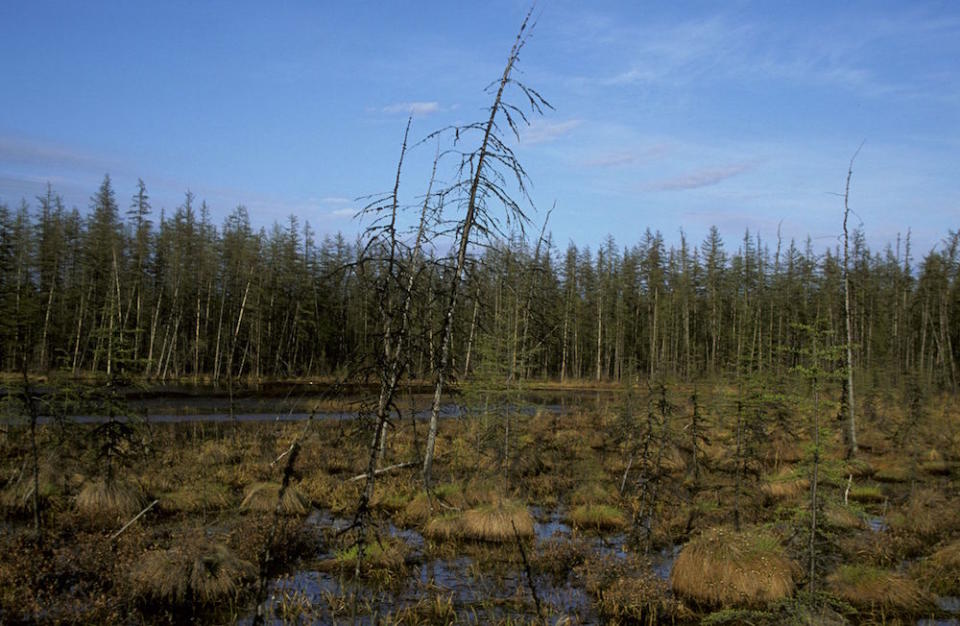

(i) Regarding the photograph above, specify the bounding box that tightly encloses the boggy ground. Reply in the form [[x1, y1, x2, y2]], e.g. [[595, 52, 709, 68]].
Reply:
[[1, 380, 960, 624]]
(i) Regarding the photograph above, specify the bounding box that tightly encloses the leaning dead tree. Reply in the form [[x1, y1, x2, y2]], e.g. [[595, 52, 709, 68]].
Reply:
[[842, 143, 863, 458], [345, 118, 440, 582], [421, 7, 551, 488]]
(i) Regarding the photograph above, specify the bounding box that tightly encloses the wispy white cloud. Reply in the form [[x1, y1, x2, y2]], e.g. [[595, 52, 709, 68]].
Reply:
[[318, 196, 352, 205], [645, 162, 753, 192], [581, 144, 670, 168], [381, 101, 441, 116], [570, 8, 958, 101], [330, 207, 354, 217], [0, 135, 115, 171], [520, 119, 581, 145]]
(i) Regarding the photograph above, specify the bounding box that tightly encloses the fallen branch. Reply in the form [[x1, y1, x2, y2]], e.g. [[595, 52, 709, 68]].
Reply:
[[110, 499, 159, 541], [346, 461, 415, 483], [271, 443, 296, 467]]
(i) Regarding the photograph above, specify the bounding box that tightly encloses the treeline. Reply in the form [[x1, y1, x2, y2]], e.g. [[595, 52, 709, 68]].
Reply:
[[0, 175, 957, 389]]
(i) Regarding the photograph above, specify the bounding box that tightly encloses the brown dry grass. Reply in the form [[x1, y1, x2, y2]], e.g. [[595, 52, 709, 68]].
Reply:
[[889, 488, 958, 539], [129, 541, 254, 605], [459, 498, 533, 542], [912, 539, 960, 595], [568, 504, 627, 531], [76, 477, 145, 521], [597, 575, 691, 624], [670, 527, 796, 608], [823, 503, 865, 530], [760, 466, 809, 501], [162, 481, 233, 514], [827, 564, 934, 616], [401, 483, 469, 524], [422, 514, 462, 541], [569, 482, 616, 506], [239, 482, 310, 516], [872, 456, 911, 483]]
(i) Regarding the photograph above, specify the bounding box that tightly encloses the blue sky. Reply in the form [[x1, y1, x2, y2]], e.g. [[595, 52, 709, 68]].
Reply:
[[1, 1, 957, 254]]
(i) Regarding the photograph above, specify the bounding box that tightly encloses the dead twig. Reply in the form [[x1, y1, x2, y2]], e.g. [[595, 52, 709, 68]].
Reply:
[[110, 499, 158, 541], [346, 461, 416, 483]]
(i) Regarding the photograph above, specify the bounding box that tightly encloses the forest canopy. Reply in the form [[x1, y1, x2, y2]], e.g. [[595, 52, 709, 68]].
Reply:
[[1, 175, 957, 390]]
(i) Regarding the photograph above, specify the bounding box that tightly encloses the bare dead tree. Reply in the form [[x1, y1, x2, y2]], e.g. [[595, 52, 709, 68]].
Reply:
[[842, 142, 863, 458], [345, 120, 441, 584], [422, 6, 551, 488]]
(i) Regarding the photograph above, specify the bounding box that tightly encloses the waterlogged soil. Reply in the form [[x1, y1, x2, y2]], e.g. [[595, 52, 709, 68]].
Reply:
[[244, 506, 675, 624], [3, 382, 960, 625]]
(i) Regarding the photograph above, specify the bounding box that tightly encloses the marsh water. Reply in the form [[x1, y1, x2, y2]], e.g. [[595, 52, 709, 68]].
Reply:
[[18, 382, 614, 424], [239, 506, 681, 624]]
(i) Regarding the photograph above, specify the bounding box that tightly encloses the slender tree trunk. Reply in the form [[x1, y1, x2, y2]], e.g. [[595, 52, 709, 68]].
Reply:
[[145, 290, 162, 379], [464, 294, 479, 379], [843, 146, 860, 457], [560, 300, 569, 383], [39, 280, 56, 371], [595, 290, 603, 382], [422, 17, 530, 487]]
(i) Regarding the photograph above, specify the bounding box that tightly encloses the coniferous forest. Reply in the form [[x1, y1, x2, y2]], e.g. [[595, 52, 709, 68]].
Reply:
[[2, 176, 958, 389]]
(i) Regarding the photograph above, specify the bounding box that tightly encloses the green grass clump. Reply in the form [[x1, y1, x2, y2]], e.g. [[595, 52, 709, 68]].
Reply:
[[569, 504, 626, 531], [848, 484, 884, 503], [322, 537, 407, 573]]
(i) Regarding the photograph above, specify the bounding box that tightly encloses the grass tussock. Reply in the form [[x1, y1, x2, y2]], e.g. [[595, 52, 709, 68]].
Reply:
[[321, 537, 407, 574], [760, 467, 810, 501], [402, 483, 467, 523], [1, 475, 60, 515], [670, 527, 796, 608], [239, 482, 310, 516], [597, 575, 691, 623], [847, 483, 885, 504], [129, 541, 254, 605], [76, 477, 145, 521], [371, 488, 411, 513], [162, 481, 233, 513], [889, 488, 957, 539], [198, 440, 239, 465], [873, 457, 911, 483], [459, 498, 533, 542], [568, 504, 626, 531], [912, 539, 960, 595], [823, 503, 865, 530], [423, 513, 462, 541], [827, 564, 934, 615], [569, 482, 616, 506]]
